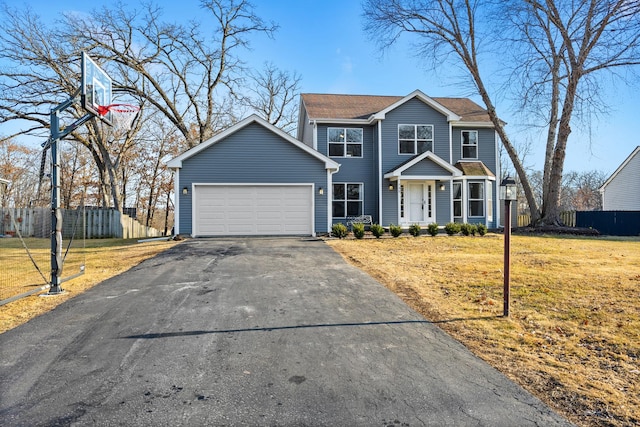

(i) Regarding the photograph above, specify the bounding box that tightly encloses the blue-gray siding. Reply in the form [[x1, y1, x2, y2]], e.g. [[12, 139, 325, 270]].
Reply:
[[316, 124, 379, 223], [452, 127, 499, 228], [451, 127, 497, 172], [403, 159, 452, 176], [381, 98, 451, 173], [380, 98, 451, 225], [178, 122, 329, 235], [435, 181, 451, 224]]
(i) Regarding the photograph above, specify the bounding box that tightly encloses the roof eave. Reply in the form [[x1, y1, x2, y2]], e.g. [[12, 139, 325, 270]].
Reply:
[[453, 121, 496, 128]]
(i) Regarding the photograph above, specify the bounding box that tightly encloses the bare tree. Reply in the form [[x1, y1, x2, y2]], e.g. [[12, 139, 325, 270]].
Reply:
[[63, 0, 277, 147], [363, 0, 640, 226], [0, 137, 40, 207], [0, 1, 280, 215], [241, 62, 302, 134], [560, 170, 607, 211]]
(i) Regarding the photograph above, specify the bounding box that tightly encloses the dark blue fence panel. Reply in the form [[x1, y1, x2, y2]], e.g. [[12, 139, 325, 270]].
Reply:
[[576, 211, 640, 236]]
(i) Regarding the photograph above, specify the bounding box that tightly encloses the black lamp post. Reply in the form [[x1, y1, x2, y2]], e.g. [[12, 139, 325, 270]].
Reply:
[[500, 176, 517, 317]]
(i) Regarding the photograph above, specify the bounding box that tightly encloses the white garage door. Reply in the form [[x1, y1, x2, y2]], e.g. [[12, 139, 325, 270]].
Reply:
[[193, 185, 313, 236]]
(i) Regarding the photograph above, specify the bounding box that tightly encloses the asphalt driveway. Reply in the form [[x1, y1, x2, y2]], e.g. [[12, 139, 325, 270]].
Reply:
[[0, 238, 572, 426]]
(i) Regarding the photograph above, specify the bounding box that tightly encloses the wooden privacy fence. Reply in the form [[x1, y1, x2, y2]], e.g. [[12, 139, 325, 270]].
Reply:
[[1, 207, 163, 239], [517, 211, 577, 227]]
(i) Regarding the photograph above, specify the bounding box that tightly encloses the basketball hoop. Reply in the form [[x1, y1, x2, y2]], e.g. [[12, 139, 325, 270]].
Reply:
[[97, 103, 140, 131]]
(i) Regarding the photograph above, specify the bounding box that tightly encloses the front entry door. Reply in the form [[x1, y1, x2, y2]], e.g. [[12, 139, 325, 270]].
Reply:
[[408, 183, 425, 222], [404, 182, 435, 224]]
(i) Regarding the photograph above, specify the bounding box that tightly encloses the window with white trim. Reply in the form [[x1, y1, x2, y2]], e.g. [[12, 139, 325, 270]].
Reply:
[[462, 130, 478, 159], [487, 181, 493, 221], [333, 183, 363, 218], [453, 182, 462, 218], [328, 128, 363, 157], [468, 182, 484, 217], [398, 124, 433, 154]]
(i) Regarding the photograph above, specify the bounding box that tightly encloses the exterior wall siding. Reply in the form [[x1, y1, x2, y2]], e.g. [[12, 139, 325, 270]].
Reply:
[[298, 109, 314, 148], [451, 127, 497, 171], [380, 98, 450, 226], [178, 122, 329, 235], [381, 98, 451, 173], [435, 182, 451, 224], [316, 124, 379, 223], [403, 160, 452, 176], [603, 151, 640, 210], [297, 94, 501, 229], [452, 126, 499, 228]]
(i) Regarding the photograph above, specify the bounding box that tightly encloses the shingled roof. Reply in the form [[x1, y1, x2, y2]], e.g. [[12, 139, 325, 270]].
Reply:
[[301, 93, 492, 123], [455, 161, 496, 177]]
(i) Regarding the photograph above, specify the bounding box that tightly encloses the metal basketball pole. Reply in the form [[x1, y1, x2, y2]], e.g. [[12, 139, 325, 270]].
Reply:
[[48, 93, 93, 294]]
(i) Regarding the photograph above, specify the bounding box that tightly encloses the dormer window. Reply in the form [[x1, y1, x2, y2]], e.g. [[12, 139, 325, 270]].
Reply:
[[399, 124, 433, 155], [462, 130, 478, 159], [328, 128, 363, 158]]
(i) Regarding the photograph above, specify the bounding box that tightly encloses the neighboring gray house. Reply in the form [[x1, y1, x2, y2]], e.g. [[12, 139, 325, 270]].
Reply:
[[298, 90, 500, 230], [169, 90, 502, 237], [167, 115, 339, 237], [600, 146, 640, 210]]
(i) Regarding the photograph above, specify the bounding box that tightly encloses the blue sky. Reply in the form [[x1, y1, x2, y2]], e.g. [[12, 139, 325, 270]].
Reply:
[[11, 0, 640, 176]]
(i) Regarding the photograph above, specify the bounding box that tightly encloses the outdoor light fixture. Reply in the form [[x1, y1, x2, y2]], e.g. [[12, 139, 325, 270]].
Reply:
[[499, 176, 517, 201], [182, 187, 188, 195], [318, 187, 324, 195], [500, 176, 517, 317], [439, 183, 446, 191], [389, 184, 394, 191]]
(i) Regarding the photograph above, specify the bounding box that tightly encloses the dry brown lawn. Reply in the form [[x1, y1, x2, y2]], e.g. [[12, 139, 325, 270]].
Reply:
[[0, 238, 179, 333], [327, 234, 639, 427]]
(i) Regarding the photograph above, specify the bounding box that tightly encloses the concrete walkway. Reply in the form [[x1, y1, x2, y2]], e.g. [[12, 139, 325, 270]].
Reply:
[[0, 238, 573, 426]]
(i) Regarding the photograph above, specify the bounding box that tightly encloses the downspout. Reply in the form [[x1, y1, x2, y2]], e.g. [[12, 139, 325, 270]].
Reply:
[[462, 178, 468, 224], [172, 169, 180, 236], [327, 169, 335, 233], [378, 120, 383, 224], [449, 122, 453, 164]]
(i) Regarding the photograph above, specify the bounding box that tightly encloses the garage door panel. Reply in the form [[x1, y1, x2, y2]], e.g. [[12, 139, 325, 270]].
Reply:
[[194, 185, 313, 236]]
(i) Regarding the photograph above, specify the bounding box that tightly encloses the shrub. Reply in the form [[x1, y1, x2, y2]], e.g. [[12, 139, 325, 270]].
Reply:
[[389, 223, 403, 237], [408, 223, 421, 237], [331, 223, 348, 239], [352, 222, 365, 239], [476, 223, 488, 236], [370, 223, 385, 238], [460, 223, 476, 236], [444, 222, 461, 236], [427, 222, 439, 236]]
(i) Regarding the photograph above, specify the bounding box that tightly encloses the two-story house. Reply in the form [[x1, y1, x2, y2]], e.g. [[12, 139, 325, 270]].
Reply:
[[168, 90, 501, 237], [297, 90, 500, 230]]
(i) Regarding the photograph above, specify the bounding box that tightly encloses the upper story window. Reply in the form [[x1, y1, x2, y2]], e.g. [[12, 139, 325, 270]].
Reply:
[[399, 124, 433, 155], [462, 130, 478, 159], [328, 128, 363, 158]]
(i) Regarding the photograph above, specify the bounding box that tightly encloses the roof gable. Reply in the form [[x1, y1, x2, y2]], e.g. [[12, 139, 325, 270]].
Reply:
[[167, 114, 339, 171], [600, 146, 640, 191], [384, 151, 462, 179]]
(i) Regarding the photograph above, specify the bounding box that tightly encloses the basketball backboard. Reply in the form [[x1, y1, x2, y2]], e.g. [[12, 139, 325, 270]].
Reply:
[[81, 52, 112, 125]]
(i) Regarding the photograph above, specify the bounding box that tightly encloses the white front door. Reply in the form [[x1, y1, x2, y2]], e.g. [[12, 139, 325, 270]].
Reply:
[[408, 183, 425, 222], [403, 182, 435, 224]]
